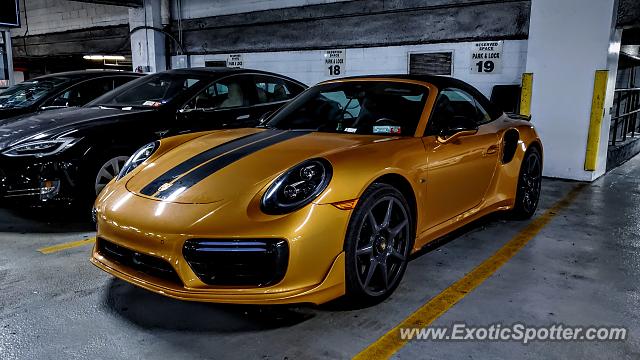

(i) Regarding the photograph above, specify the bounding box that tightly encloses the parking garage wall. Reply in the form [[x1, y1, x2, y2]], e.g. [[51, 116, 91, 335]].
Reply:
[[172, 0, 352, 19], [188, 40, 527, 97], [9, 0, 128, 36]]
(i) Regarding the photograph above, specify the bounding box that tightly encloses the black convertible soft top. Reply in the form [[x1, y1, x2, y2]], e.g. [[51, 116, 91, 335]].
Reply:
[[326, 74, 504, 120]]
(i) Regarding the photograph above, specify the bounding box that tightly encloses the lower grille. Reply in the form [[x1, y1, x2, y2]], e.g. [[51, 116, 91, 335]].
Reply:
[[183, 239, 289, 287], [97, 238, 182, 286]]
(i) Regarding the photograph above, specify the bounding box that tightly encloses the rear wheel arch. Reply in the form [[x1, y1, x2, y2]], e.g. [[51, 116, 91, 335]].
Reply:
[[527, 140, 543, 161]]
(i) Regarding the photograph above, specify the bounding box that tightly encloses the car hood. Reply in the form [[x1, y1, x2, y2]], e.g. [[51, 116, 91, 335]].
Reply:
[[0, 107, 154, 150], [0, 107, 31, 121], [126, 128, 396, 204]]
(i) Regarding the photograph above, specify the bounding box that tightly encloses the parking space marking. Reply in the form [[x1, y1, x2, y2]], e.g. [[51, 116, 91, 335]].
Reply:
[[38, 237, 96, 254], [353, 184, 586, 359]]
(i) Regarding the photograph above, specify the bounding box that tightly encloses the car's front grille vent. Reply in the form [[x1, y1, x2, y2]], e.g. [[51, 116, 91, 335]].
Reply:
[[97, 238, 182, 286], [183, 239, 289, 287]]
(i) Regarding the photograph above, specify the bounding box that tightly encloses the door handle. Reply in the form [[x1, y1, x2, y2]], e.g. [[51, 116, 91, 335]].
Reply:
[[236, 114, 250, 120], [485, 145, 499, 155]]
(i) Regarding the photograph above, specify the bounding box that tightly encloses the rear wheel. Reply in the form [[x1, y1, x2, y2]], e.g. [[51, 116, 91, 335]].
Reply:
[[511, 147, 542, 219], [343, 183, 414, 305]]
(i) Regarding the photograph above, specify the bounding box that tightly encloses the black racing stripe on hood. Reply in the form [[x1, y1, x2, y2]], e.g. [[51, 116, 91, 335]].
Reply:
[[140, 130, 281, 196], [153, 130, 311, 200]]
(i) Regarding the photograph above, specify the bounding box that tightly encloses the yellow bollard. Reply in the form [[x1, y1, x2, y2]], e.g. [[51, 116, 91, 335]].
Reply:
[[584, 70, 609, 171]]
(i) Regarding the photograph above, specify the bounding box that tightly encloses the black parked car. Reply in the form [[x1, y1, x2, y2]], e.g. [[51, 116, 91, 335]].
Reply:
[[0, 68, 306, 206], [0, 70, 143, 120]]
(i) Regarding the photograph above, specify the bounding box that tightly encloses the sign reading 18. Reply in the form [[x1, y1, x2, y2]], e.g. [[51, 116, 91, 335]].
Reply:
[[328, 65, 341, 76], [475, 60, 495, 73]]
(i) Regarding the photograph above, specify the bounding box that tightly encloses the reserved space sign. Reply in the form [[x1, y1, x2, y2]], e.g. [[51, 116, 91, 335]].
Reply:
[[324, 50, 346, 76], [470, 41, 503, 74]]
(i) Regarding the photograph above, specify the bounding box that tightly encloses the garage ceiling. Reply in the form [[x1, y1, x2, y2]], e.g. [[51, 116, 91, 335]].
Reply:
[[70, 0, 142, 7]]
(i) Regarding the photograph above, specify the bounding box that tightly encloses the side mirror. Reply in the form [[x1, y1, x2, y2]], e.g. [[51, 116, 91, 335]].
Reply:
[[437, 116, 478, 144], [258, 111, 273, 125], [176, 107, 203, 119]]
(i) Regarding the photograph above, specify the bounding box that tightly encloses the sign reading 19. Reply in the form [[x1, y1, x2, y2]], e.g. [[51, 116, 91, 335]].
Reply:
[[475, 60, 495, 73]]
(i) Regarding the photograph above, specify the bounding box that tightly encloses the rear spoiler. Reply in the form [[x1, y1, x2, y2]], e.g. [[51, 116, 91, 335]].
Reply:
[[506, 112, 532, 121]]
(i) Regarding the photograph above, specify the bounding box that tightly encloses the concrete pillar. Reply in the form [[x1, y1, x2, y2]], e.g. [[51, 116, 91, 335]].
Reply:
[[129, 0, 166, 73], [0, 30, 15, 87], [525, 0, 621, 181]]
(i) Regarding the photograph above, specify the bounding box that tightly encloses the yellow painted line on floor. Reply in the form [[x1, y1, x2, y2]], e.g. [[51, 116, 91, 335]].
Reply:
[[354, 184, 586, 360], [38, 237, 96, 255]]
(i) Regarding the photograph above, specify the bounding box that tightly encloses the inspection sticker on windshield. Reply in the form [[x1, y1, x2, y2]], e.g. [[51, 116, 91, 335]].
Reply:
[[373, 126, 402, 134], [143, 101, 161, 107]]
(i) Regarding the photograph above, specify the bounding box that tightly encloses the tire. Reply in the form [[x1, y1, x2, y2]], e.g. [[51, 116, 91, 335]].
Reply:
[[511, 147, 542, 219], [343, 183, 414, 306]]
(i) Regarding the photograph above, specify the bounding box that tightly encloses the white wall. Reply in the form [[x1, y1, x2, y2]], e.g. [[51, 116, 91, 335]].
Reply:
[[525, 0, 620, 181], [10, 0, 128, 37], [189, 40, 528, 97], [173, 0, 351, 19]]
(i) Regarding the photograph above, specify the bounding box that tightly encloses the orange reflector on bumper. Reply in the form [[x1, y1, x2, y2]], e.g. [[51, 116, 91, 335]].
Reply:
[[331, 199, 358, 210]]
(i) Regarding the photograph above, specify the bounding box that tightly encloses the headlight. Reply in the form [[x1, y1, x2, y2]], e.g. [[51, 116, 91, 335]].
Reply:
[[117, 141, 159, 180], [261, 158, 332, 215], [2, 138, 79, 157]]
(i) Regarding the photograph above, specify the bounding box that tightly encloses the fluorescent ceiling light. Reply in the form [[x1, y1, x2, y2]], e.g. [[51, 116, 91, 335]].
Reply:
[[83, 55, 126, 61]]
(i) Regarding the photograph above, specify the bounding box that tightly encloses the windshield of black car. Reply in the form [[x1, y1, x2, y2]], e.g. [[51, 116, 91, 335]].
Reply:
[[0, 77, 71, 109], [265, 81, 428, 136], [89, 74, 201, 108]]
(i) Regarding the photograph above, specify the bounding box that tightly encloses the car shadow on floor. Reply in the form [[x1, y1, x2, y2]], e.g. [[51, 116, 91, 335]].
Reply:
[[102, 212, 516, 327], [103, 278, 316, 333], [0, 206, 94, 233]]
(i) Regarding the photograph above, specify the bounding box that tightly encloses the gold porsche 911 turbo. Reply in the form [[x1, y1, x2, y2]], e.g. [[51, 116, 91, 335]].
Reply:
[[91, 75, 542, 305]]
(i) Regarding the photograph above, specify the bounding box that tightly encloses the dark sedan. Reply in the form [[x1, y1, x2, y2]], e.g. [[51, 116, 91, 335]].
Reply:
[[0, 67, 306, 207], [0, 70, 142, 120]]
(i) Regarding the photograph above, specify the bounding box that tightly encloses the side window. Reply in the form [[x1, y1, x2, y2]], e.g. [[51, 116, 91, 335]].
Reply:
[[184, 77, 247, 110], [47, 78, 115, 107], [426, 88, 483, 135], [252, 76, 301, 105]]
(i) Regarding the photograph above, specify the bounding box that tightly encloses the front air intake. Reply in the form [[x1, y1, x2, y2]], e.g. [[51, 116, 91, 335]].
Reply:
[[182, 239, 289, 287], [97, 238, 183, 286]]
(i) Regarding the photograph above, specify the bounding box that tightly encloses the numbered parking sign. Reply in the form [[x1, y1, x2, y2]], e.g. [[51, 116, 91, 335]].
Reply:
[[324, 50, 346, 77], [470, 41, 503, 74], [226, 54, 244, 68]]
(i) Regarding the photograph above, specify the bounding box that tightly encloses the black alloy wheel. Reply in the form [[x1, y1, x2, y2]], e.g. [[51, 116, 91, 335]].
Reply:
[[512, 147, 542, 219], [344, 183, 414, 305]]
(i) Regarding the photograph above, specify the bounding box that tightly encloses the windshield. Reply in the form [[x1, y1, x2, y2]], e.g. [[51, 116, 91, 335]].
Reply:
[[266, 81, 428, 136], [90, 73, 201, 108], [0, 77, 71, 109]]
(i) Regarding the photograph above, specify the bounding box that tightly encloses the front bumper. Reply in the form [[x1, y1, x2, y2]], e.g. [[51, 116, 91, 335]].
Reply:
[[91, 187, 352, 305], [0, 156, 80, 205]]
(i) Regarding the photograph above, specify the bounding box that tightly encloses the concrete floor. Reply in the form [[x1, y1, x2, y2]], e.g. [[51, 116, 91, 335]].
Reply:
[[1, 157, 640, 360]]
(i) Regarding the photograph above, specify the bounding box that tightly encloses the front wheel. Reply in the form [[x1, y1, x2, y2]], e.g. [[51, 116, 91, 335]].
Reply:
[[511, 147, 542, 219], [94, 156, 130, 196], [343, 183, 414, 305]]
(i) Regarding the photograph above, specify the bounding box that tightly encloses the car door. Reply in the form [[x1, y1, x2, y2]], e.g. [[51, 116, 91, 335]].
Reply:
[[422, 88, 501, 229], [246, 75, 306, 123], [177, 75, 258, 132]]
